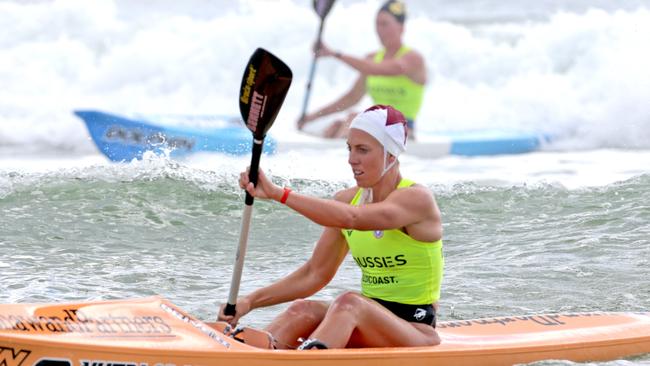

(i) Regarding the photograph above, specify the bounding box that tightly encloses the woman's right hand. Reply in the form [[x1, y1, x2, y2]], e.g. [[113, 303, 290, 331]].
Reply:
[[239, 167, 282, 201], [217, 297, 253, 327]]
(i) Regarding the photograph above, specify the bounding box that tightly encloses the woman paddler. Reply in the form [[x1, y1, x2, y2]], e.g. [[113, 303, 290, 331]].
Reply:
[[219, 105, 444, 350], [298, 0, 427, 140]]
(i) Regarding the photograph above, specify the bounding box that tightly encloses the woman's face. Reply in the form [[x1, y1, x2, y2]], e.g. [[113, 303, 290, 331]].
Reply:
[[347, 129, 385, 187], [375, 11, 403, 47]]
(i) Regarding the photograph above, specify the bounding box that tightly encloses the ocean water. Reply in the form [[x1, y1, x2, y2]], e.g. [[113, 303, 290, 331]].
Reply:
[[1, 1, 650, 364]]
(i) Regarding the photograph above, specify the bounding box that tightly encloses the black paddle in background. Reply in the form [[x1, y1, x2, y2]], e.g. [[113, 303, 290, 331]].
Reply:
[[298, 0, 337, 127], [224, 48, 292, 316]]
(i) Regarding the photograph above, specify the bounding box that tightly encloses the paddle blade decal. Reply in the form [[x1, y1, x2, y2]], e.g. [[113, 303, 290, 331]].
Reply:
[[313, 0, 336, 19], [239, 48, 292, 141]]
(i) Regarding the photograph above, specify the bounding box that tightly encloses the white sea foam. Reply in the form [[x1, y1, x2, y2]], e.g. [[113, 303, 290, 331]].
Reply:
[[0, 0, 649, 182]]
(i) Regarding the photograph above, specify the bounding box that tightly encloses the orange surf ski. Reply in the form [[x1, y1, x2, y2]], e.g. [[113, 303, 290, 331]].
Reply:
[[1, 296, 649, 366]]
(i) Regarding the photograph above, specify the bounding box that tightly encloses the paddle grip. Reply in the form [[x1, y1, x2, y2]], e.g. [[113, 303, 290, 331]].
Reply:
[[245, 140, 264, 206], [224, 302, 237, 316]]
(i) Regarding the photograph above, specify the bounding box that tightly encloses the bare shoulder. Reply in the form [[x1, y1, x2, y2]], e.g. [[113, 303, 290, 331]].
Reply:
[[334, 186, 360, 203], [403, 48, 426, 67], [404, 47, 425, 60], [389, 183, 435, 207]]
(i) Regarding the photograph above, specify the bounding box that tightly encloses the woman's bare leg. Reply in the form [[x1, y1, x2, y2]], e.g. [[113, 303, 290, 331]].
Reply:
[[307, 292, 440, 349], [323, 112, 357, 139], [263, 299, 329, 349], [323, 120, 344, 138]]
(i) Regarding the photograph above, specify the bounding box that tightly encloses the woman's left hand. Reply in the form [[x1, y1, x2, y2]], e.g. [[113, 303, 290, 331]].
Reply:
[[239, 168, 282, 201]]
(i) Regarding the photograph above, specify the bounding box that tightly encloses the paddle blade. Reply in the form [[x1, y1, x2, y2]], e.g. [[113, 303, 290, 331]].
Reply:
[[313, 0, 336, 20], [239, 48, 292, 141]]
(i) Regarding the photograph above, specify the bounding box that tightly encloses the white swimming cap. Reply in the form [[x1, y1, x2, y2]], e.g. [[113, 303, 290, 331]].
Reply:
[[349, 104, 407, 157]]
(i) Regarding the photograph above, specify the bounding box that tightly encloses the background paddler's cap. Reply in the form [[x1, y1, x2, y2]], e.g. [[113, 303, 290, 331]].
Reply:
[[350, 104, 407, 157], [379, 0, 406, 24]]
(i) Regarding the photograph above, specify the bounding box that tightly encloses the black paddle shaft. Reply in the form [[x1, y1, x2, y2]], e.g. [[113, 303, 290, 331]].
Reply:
[[244, 140, 264, 206], [299, 0, 336, 122], [224, 302, 237, 317]]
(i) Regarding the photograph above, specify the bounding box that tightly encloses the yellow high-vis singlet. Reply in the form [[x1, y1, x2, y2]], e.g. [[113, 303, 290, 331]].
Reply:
[[365, 46, 425, 122], [343, 179, 444, 305]]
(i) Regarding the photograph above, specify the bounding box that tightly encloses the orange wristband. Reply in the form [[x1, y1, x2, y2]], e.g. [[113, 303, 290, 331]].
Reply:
[[280, 187, 291, 204]]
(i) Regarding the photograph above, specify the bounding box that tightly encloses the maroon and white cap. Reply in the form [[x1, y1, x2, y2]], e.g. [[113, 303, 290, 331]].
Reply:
[[349, 105, 407, 156]]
